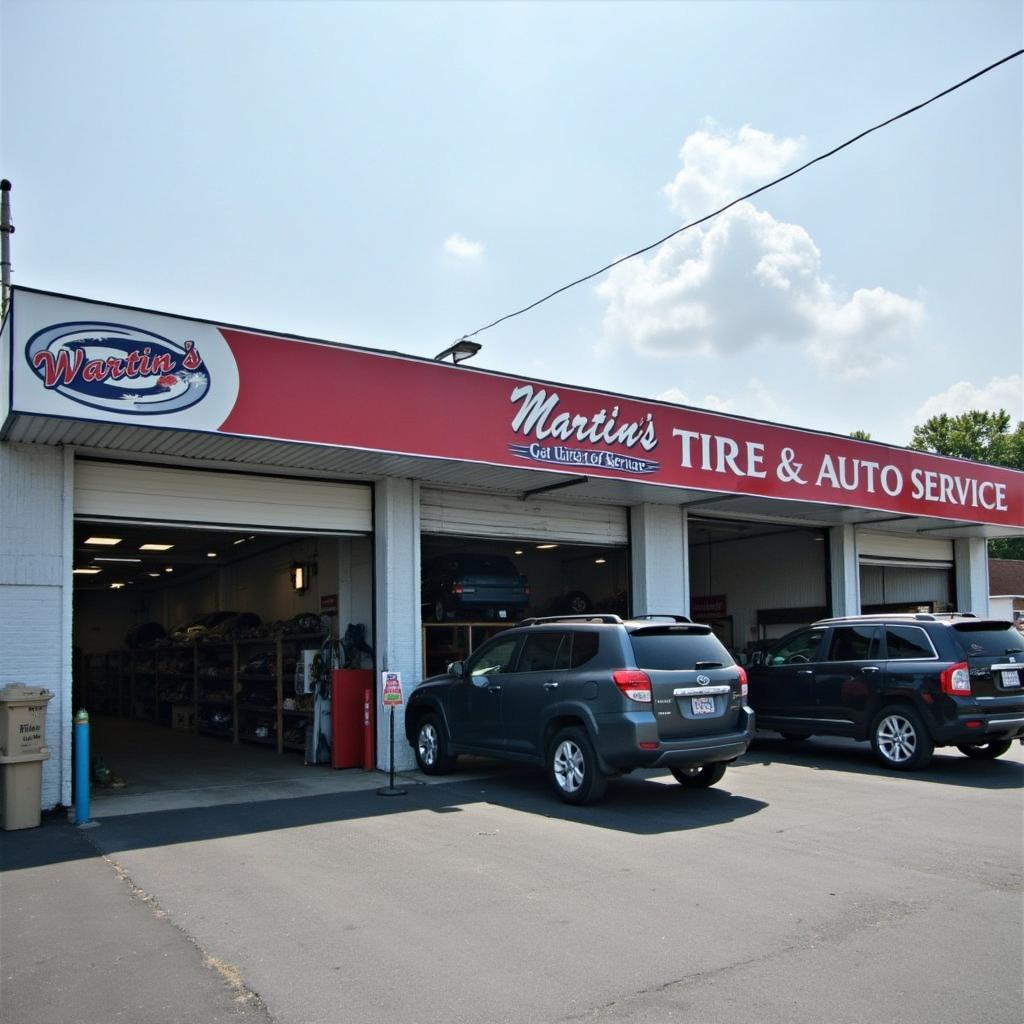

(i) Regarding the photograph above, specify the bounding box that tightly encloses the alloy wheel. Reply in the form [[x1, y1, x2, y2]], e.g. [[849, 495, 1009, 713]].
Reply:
[[418, 722, 438, 767], [553, 739, 585, 793], [876, 713, 917, 764]]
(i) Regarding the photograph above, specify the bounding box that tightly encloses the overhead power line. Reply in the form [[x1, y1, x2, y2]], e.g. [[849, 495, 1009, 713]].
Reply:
[[458, 49, 1023, 343]]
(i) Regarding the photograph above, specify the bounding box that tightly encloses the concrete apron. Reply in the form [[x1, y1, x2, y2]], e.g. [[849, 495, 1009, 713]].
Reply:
[[83, 716, 505, 817]]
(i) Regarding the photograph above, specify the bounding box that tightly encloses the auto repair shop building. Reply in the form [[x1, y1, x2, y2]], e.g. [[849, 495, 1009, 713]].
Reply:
[[2, 286, 1022, 810]]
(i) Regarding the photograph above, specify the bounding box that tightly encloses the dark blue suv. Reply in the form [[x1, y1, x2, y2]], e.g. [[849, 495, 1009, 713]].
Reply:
[[405, 614, 755, 804], [747, 613, 1024, 769]]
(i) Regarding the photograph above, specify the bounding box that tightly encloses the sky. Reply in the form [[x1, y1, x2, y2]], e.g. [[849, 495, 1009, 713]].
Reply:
[[1, 0, 1021, 447]]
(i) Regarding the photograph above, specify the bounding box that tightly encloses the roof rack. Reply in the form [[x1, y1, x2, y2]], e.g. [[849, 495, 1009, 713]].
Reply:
[[631, 614, 692, 623], [515, 614, 624, 626]]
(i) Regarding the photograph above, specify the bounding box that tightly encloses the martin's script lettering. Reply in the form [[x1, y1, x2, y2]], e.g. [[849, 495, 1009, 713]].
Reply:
[[509, 385, 658, 451]]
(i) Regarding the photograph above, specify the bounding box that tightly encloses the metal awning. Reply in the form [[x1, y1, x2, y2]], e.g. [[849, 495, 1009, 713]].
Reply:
[[6, 411, 1020, 542]]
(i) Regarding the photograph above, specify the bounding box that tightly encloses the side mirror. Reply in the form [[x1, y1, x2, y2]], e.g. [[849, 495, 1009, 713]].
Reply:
[[446, 661, 465, 677]]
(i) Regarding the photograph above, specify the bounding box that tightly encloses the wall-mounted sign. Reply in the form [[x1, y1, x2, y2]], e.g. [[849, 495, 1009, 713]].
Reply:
[[6, 287, 1022, 529], [692, 595, 728, 619]]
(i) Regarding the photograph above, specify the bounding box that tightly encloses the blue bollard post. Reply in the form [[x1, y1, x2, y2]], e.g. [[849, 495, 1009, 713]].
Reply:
[[74, 709, 90, 825]]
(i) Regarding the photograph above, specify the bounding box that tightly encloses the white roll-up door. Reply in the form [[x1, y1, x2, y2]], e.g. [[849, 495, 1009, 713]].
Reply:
[[74, 460, 372, 534], [856, 530, 954, 567], [421, 488, 628, 546]]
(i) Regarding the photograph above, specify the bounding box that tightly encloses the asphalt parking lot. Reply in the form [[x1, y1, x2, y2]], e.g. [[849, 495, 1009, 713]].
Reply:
[[3, 736, 1022, 1024]]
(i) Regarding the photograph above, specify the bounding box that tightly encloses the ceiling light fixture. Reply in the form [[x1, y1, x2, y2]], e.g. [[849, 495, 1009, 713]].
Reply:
[[164, 567, 174, 573], [84, 536, 122, 546], [514, 549, 524, 555], [594, 558, 607, 564], [536, 544, 558, 550], [73, 568, 102, 575], [94, 557, 142, 563], [139, 543, 174, 551], [110, 582, 126, 589], [147, 572, 161, 578], [207, 552, 217, 558]]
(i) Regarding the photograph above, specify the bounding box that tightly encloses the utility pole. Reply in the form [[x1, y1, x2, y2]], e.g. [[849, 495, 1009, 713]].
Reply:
[[1, 180, 13, 321]]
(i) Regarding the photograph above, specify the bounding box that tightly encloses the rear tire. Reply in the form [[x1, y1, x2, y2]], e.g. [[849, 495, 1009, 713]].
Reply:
[[870, 706, 934, 770], [956, 740, 1013, 760], [670, 762, 727, 788], [548, 727, 607, 805], [414, 713, 456, 775]]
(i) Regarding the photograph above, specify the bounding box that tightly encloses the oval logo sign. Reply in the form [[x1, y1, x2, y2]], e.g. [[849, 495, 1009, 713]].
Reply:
[[25, 321, 210, 415], [696, 674, 711, 685]]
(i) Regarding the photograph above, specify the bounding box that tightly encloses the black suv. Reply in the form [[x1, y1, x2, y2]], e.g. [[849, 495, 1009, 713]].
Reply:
[[747, 613, 1024, 770], [404, 614, 755, 804]]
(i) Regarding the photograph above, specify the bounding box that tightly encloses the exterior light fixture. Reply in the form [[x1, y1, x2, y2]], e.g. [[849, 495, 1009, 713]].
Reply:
[[434, 337, 482, 364]]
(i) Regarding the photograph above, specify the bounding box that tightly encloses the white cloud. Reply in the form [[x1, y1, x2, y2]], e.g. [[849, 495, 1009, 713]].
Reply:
[[913, 375, 1023, 423], [443, 233, 484, 260], [656, 376, 789, 422], [599, 126, 924, 376], [663, 123, 804, 221]]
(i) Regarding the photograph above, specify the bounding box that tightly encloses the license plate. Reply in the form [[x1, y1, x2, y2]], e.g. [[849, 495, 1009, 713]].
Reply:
[[1001, 670, 1021, 688], [691, 696, 716, 715]]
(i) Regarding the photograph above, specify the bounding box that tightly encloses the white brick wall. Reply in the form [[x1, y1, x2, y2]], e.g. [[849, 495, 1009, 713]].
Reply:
[[0, 443, 71, 809]]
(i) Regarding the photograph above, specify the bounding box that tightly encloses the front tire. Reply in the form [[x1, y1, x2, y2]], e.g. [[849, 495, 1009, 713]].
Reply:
[[414, 713, 455, 775], [670, 762, 727, 788], [956, 740, 1013, 760], [548, 727, 607, 805], [870, 706, 934, 770]]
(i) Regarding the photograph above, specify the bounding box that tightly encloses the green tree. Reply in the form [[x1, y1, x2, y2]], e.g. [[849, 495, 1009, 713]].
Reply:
[[909, 409, 1024, 560], [849, 429, 872, 441]]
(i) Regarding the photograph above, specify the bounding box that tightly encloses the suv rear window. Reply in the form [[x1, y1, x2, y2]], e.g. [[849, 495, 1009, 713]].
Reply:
[[628, 628, 733, 670], [952, 623, 1024, 658]]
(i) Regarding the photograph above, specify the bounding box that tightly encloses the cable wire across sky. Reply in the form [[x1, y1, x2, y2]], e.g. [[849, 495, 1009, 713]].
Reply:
[[458, 49, 1023, 344]]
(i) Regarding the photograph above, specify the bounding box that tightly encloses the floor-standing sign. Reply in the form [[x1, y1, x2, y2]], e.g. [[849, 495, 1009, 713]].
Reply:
[[377, 671, 407, 797]]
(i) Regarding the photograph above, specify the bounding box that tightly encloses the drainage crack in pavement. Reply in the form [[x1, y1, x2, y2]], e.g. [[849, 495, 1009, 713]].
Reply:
[[557, 896, 927, 1022], [83, 832, 277, 1022]]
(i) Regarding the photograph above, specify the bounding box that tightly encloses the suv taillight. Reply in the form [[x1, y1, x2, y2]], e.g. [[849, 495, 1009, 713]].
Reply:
[[613, 670, 652, 703], [736, 666, 748, 699], [940, 661, 971, 696]]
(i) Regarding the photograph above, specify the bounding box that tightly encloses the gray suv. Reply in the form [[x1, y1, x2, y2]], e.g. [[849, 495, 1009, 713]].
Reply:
[[404, 614, 755, 804]]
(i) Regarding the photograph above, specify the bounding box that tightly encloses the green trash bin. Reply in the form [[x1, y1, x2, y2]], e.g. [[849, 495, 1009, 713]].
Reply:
[[0, 684, 54, 830]]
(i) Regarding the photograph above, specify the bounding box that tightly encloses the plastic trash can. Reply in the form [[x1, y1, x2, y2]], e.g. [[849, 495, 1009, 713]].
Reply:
[[0, 684, 54, 830]]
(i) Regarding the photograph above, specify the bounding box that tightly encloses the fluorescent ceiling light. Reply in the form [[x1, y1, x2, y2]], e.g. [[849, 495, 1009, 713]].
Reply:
[[207, 552, 217, 558], [164, 567, 174, 573], [233, 537, 247, 545], [514, 549, 524, 555], [110, 582, 126, 589], [94, 557, 142, 563], [148, 572, 161, 578], [536, 544, 558, 550], [73, 568, 102, 575], [84, 536, 122, 546], [139, 543, 174, 551], [594, 558, 607, 564]]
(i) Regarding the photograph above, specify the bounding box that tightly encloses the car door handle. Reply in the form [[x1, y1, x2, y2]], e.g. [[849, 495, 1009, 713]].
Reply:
[[861, 666, 880, 674], [543, 682, 559, 690], [796, 669, 813, 676]]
